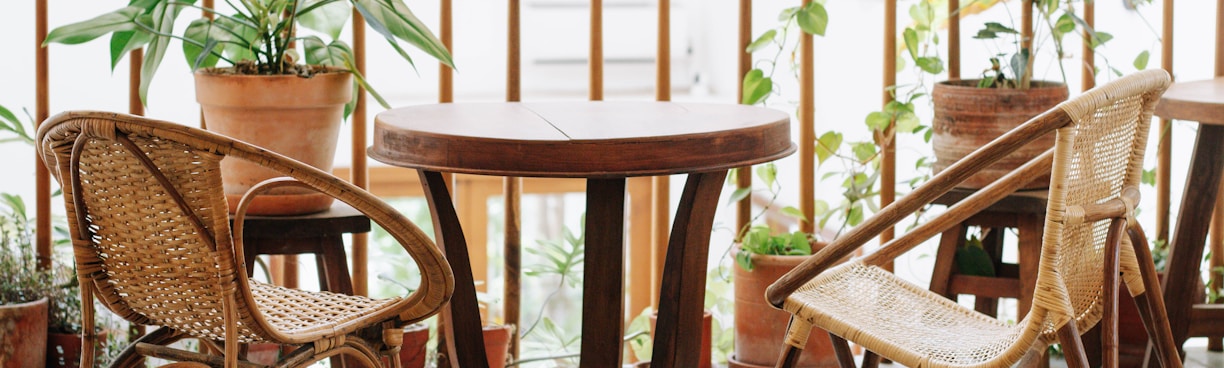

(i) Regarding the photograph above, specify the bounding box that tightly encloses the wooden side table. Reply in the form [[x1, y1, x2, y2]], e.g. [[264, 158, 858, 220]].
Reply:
[[234, 202, 371, 294], [1151, 77, 1224, 357], [370, 101, 794, 368]]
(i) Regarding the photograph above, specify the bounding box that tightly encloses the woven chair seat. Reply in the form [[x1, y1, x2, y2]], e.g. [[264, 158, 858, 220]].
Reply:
[[249, 281, 399, 339], [785, 261, 1027, 367]]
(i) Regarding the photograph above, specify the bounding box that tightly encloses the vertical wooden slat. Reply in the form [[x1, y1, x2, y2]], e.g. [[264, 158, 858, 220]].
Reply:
[[735, 0, 752, 237], [799, 0, 815, 235], [129, 52, 144, 116], [35, 0, 50, 270], [1022, 0, 1033, 87], [590, 0, 603, 101], [505, 0, 522, 361], [1080, 1, 1095, 91], [648, 0, 673, 311], [350, 9, 369, 297], [440, 0, 453, 103], [948, 0, 960, 80], [1155, 0, 1173, 242], [200, 0, 214, 129], [880, 0, 897, 270], [1210, 0, 1224, 352]]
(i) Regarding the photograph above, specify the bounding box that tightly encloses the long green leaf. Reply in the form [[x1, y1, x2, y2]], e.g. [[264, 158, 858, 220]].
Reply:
[[140, 1, 190, 105], [108, 31, 153, 71], [353, 0, 454, 69], [45, 6, 143, 45], [298, 0, 350, 40], [183, 18, 223, 70]]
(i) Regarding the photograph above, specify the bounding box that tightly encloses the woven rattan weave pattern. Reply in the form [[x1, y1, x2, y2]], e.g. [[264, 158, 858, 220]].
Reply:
[[37, 112, 454, 367]]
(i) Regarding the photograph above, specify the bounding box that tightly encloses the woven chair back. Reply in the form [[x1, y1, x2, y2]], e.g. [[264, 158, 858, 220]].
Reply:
[[38, 112, 454, 344], [1032, 69, 1167, 339]]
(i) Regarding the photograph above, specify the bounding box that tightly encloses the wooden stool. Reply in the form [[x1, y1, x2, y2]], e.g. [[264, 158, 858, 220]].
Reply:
[[233, 202, 371, 294], [929, 188, 1048, 319]]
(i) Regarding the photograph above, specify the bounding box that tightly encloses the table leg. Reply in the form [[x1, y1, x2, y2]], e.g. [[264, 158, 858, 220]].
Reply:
[[650, 171, 728, 367], [420, 170, 490, 368], [580, 178, 627, 368], [1162, 124, 1224, 353]]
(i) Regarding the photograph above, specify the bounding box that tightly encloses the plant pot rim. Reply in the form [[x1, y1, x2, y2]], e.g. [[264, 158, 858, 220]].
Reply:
[[936, 79, 1068, 89], [1, 296, 49, 308], [733, 243, 827, 266]]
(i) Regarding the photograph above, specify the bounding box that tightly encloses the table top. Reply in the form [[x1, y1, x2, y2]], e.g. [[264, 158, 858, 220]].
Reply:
[[369, 101, 795, 178], [1154, 77, 1224, 125]]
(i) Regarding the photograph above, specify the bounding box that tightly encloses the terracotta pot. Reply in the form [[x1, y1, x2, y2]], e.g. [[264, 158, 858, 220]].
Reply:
[[647, 310, 713, 368], [195, 67, 353, 216], [931, 80, 1068, 189], [244, 343, 291, 365], [46, 331, 106, 368], [397, 323, 430, 368], [0, 298, 48, 368], [734, 253, 837, 367], [482, 324, 514, 368]]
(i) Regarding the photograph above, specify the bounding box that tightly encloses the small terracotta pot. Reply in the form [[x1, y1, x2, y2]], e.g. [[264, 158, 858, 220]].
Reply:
[[647, 310, 713, 368], [397, 323, 430, 368], [195, 67, 353, 216], [734, 252, 838, 367], [483, 324, 514, 368], [46, 331, 107, 368], [0, 298, 49, 368]]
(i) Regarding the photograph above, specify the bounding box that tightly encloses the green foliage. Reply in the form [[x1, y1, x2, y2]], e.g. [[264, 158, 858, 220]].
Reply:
[[969, 1, 1115, 89], [0, 196, 52, 305], [954, 233, 996, 277], [741, 2, 829, 106], [45, 0, 453, 107], [735, 226, 812, 271]]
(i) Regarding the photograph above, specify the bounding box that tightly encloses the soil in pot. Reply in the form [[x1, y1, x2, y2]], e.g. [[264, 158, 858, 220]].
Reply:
[[931, 80, 1068, 189], [734, 253, 837, 368], [0, 298, 48, 368], [194, 67, 352, 216]]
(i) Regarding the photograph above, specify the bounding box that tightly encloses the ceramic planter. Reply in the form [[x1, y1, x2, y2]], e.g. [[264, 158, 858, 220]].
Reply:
[[46, 331, 106, 368], [732, 252, 837, 368], [396, 323, 430, 368], [195, 67, 352, 216], [931, 80, 1068, 189], [0, 298, 48, 368], [482, 324, 514, 368]]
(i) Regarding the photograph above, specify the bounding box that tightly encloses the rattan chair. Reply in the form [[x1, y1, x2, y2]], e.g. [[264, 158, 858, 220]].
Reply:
[[36, 112, 454, 368], [767, 69, 1183, 368]]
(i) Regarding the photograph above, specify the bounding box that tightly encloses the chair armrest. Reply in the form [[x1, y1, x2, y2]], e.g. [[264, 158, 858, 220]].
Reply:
[[765, 109, 1071, 308]]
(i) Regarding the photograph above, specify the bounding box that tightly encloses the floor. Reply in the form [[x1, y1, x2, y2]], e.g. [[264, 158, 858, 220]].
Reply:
[[859, 338, 1224, 368]]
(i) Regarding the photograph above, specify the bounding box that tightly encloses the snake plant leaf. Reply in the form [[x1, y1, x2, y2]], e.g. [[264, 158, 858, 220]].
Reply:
[[353, 0, 454, 69], [44, 6, 143, 45], [108, 30, 153, 71], [797, 2, 828, 36], [297, 0, 351, 40]]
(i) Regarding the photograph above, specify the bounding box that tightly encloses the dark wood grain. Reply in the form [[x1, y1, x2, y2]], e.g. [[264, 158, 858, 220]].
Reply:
[[1155, 78, 1224, 125], [371, 102, 794, 178], [234, 203, 367, 295], [580, 178, 626, 368], [420, 171, 490, 368], [650, 171, 727, 367]]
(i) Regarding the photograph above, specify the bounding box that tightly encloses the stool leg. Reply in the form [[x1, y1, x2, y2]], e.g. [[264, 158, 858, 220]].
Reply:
[[974, 228, 1004, 317], [317, 234, 354, 295], [930, 225, 967, 298]]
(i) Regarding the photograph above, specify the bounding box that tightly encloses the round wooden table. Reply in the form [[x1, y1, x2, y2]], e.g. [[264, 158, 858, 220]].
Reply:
[[1152, 77, 1224, 357], [370, 101, 794, 368]]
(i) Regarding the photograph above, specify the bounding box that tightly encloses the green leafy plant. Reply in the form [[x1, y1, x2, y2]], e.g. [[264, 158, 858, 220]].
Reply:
[[734, 226, 812, 272], [44, 0, 454, 108], [740, 1, 828, 106], [969, 0, 1111, 88]]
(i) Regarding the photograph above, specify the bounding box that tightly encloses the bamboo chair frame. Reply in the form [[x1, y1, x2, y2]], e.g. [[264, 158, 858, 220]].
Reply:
[[767, 70, 1181, 368], [36, 111, 454, 368]]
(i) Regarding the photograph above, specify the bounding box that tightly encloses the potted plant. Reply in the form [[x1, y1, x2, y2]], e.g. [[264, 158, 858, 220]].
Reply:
[[0, 194, 52, 367], [45, 0, 454, 215]]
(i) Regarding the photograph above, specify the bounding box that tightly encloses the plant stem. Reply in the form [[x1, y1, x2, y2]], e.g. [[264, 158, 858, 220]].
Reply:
[[131, 20, 240, 65]]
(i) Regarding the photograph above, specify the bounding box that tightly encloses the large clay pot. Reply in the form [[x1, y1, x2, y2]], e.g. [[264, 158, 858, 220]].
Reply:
[[0, 298, 49, 368], [195, 67, 352, 216], [648, 310, 713, 368], [733, 253, 837, 368], [931, 80, 1068, 189]]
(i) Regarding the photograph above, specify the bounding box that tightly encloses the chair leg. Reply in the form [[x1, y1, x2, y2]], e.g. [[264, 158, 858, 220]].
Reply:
[[860, 350, 881, 368], [1100, 219, 1126, 368], [828, 333, 856, 368], [1128, 225, 1185, 368], [1056, 320, 1090, 368], [775, 317, 812, 368]]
